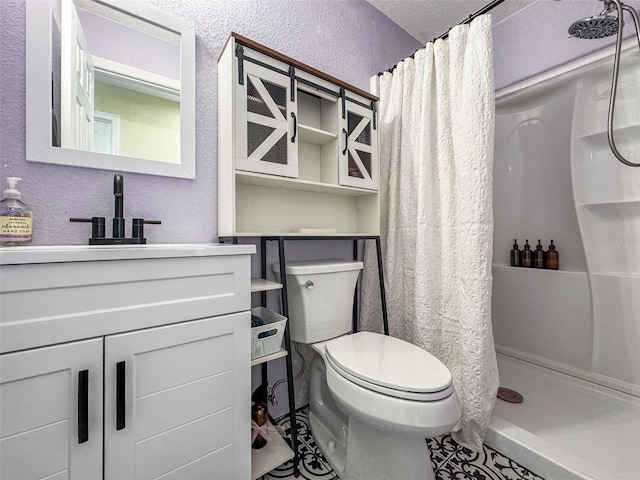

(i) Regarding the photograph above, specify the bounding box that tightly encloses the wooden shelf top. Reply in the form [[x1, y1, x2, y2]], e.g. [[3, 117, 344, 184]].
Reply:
[[227, 32, 378, 102]]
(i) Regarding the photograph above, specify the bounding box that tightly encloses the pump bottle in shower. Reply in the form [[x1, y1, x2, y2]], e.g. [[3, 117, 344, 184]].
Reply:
[[546, 240, 559, 270], [521, 240, 533, 267], [533, 240, 545, 268], [510, 239, 521, 267]]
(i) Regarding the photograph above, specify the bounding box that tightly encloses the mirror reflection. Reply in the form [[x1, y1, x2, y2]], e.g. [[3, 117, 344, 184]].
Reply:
[[53, 0, 181, 164]]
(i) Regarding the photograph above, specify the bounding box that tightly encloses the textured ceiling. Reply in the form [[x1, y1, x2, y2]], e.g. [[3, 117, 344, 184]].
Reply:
[[367, 0, 538, 43]]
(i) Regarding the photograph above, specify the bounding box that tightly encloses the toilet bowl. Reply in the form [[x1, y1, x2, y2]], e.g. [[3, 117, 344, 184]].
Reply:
[[273, 260, 461, 480]]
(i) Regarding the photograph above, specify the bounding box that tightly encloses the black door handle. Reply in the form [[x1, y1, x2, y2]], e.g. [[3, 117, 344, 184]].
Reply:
[[116, 361, 126, 430], [291, 112, 297, 143], [78, 370, 89, 444], [342, 128, 348, 155]]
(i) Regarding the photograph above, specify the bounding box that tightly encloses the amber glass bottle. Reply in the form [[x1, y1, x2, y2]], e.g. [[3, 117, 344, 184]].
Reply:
[[546, 240, 559, 270], [521, 239, 533, 267], [533, 240, 545, 268], [510, 239, 521, 267], [251, 403, 269, 449]]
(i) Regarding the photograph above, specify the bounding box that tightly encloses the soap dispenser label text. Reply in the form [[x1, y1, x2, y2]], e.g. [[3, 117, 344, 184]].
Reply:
[[0, 216, 33, 236]]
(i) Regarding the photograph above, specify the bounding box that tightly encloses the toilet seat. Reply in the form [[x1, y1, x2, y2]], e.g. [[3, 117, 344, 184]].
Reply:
[[324, 332, 454, 401]]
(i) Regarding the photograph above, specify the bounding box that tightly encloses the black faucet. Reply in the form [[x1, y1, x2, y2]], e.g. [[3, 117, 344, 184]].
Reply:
[[113, 173, 125, 239], [70, 174, 161, 245]]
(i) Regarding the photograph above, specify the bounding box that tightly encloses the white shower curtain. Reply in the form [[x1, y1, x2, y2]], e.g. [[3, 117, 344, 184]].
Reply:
[[360, 15, 498, 451]]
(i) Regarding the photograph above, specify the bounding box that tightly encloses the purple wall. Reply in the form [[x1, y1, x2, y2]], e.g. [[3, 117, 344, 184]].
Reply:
[[5, 0, 639, 246], [494, 0, 640, 90], [0, 0, 419, 246]]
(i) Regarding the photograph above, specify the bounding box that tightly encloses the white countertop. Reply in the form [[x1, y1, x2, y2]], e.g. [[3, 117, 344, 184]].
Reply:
[[0, 243, 255, 265]]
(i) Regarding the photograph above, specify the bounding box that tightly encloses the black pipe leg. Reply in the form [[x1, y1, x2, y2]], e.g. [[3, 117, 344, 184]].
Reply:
[[260, 238, 269, 387], [352, 239, 359, 333], [277, 237, 300, 477], [375, 236, 389, 335]]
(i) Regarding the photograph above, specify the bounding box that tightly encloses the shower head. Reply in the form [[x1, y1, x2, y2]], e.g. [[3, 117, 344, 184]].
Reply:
[[568, 1, 621, 39]]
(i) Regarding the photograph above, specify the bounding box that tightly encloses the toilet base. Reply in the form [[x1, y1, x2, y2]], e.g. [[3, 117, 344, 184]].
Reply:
[[311, 411, 435, 480], [309, 354, 437, 480]]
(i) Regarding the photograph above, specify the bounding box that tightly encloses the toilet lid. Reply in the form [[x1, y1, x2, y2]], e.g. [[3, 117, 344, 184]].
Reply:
[[325, 332, 453, 400]]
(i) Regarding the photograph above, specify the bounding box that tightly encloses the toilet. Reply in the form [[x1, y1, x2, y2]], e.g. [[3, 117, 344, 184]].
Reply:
[[273, 260, 461, 480]]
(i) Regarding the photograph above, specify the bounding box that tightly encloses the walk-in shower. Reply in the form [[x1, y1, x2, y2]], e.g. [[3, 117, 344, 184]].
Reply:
[[570, 0, 640, 166], [491, 27, 640, 480]]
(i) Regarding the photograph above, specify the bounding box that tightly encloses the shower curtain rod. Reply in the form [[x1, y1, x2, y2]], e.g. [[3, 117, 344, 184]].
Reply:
[[377, 0, 506, 75]]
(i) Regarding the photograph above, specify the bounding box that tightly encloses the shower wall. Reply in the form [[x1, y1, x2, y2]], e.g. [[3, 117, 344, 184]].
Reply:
[[492, 41, 640, 397], [571, 47, 640, 395], [493, 0, 640, 90]]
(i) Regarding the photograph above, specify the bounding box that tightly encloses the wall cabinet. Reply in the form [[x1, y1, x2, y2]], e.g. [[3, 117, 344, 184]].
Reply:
[[219, 33, 380, 237], [0, 245, 254, 480]]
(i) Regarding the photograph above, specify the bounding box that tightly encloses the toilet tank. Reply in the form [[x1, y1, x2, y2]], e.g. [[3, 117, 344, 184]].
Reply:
[[272, 260, 363, 344]]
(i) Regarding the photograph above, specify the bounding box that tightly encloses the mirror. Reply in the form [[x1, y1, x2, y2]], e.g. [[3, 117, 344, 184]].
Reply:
[[26, 0, 196, 178]]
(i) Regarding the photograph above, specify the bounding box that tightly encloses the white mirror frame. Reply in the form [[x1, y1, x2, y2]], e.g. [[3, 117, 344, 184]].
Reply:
[[26, 0, 196, 179]]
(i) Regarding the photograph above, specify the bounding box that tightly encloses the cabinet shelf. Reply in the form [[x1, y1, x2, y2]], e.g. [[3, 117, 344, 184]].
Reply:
[[251, 278, 283, 292], [251, 348, 288, 366], [227, 231, 377, 237], [298, 123, 337, 145], [236, 170, 376, 196], [251, 429, 295, 480]]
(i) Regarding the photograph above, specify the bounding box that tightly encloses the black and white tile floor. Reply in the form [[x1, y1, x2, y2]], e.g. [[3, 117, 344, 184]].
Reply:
[[264, 407, 544, 480]]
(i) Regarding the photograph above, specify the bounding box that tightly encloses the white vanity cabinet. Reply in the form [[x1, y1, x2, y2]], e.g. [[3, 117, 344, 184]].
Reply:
[[0, 244, 254, 480], [218, 33, 380, 237], [0, 339, 104, 480]]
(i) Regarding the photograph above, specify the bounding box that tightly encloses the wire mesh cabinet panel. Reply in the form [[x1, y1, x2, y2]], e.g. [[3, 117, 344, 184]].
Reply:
[[339, 98, 378, 190], [235, 59, 298, 178]]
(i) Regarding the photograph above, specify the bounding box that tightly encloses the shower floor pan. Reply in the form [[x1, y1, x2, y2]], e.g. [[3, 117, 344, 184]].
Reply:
[[486, 353, 640, 480]]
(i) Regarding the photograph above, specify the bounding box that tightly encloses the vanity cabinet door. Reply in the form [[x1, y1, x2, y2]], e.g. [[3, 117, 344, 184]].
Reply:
[[339, 100, 379, 190], [0, 339, 103, 480], [104, 312, 251, 480], [235, 59, 298, 177]]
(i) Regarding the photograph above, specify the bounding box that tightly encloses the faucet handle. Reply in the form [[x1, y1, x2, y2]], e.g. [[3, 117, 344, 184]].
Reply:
[[70, 217, 106, 239], [132, 218, 161, 242]]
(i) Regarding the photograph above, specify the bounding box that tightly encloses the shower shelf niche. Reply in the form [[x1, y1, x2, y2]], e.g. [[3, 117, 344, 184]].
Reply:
[[580, 199, 640, 207], [493, 264, 582, 274], [578, 123, 640, 145]]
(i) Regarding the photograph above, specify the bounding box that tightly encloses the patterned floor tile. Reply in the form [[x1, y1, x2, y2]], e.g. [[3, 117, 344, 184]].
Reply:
[[443, 436, 544, 480], [265, 407, 338, 480], [262, 407, 544, 480]]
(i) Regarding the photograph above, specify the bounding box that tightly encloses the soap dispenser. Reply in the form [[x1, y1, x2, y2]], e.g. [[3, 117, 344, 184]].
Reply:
[[546, 240, 559, 270], [533, 240, 545, 268], [521, 239, 533, 267], [510, 239, 521, 267], [0, 177, 34, 246]]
